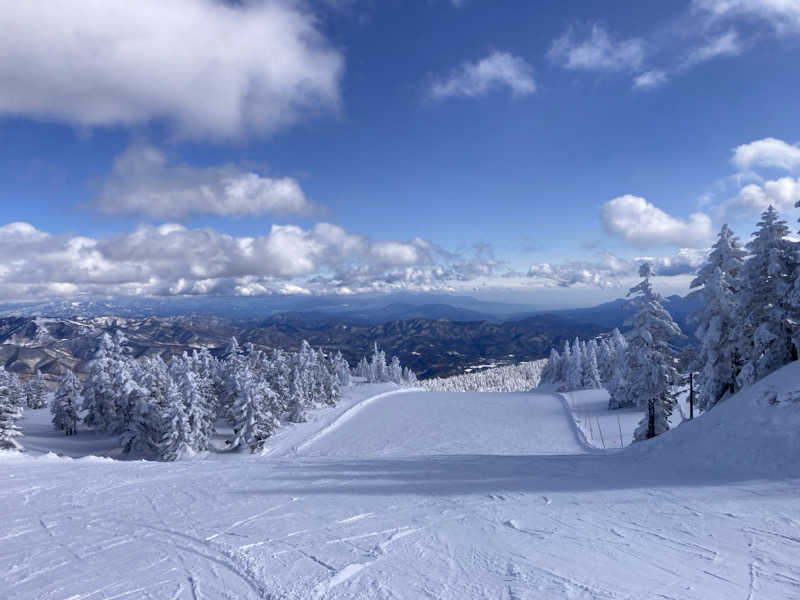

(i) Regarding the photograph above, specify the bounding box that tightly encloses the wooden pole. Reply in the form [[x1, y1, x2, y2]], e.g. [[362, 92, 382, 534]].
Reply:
[[689, 372, 694, 420]]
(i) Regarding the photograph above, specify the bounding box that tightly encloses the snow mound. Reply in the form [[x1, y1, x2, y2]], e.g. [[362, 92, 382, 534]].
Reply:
[[632, 361, 800, 477]]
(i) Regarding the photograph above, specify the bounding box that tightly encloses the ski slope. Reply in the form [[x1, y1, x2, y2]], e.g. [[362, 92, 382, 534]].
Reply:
[[298, 391, 585, 457], [3, 373, 800, 600]]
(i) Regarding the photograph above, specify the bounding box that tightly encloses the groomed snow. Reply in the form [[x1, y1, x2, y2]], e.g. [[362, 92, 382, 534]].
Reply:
[[298, 391, 586, 457], [2, 368, 800, 599]]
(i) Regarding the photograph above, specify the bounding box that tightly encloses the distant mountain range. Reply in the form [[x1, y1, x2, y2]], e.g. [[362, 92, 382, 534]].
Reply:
[[0, 293, 700, 381]]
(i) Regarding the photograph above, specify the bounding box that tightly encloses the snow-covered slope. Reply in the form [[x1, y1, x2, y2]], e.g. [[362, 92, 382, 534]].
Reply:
[[3, 375, 800, 599], [633, 360, 800, 477], [298, 391, 585, 457]]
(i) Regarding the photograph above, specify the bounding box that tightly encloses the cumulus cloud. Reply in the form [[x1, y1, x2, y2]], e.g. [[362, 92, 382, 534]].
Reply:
[[548, 25, 645, 72], [93, 145, 314, 220], [526, 248, 705, 288], [723, 177, 800, 217], [731, 137, 800, 171], [0, 221, 505, 300], [430, 51, 536, 99], [0, 1, 343, 140], [693, 0, 800, 34], [601, 195, 713, 248]]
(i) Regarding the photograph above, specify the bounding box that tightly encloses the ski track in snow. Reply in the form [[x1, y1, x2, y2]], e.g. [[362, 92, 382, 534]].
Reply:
[[3, 386, 800, 599]]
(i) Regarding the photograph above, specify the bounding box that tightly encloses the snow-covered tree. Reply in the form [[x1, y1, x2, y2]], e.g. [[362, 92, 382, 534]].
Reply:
[[51, 370, 80, 435], [154, 379, 193, 461], [539, 348, 562, 384], [735, 206, 798, 388], [332, 351, 352, 386], [606, 329, 633, 410], [229, 366, 278, 453], [82, 331, 130, 432], [582, 340, 602, 389], [625, 264, 682, 441], [388, 356, 404, 384], [25, 370, 48, 409], [0, 368, 24, 451], [787, 197, 800, 359], [690, 224, 747, 410], [566, 337, 583, 390], [287, 366, 307, 423]]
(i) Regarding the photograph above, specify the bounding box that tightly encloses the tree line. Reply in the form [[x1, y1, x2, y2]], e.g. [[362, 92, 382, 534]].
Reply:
[[0, 338, 416, 459], [540, 204, 800, 442]]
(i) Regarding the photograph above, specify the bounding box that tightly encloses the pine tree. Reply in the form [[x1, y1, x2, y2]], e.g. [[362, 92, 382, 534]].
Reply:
[[25, 370, 48, 409], [566, 337, 583, 390], [332, 351, 352, 386], [122, 356, 170, 457], [540, 348, 562, 384], [51, 370, 80, 435], [154, 378, 193, 461], [82, 333, 117, 431], [0, 368, 23, 451], [606, 329, 632, 410], [736, 206, 797, 388], [287, 366, 307, 423], [626, 264, 682, 441], [582, 340, 602, 389], [690, 224, 747, 410], [788, 197, 800, 358], [388, 356, 404, 383]]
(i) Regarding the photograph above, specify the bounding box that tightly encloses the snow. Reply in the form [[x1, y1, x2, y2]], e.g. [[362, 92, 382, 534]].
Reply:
[[3, 369, 800, 599], [298, 391, 585, 457], [559, 389, 640, 450]]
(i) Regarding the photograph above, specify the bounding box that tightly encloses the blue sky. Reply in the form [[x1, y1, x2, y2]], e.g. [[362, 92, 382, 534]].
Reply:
[[0, 0, 799, 307]]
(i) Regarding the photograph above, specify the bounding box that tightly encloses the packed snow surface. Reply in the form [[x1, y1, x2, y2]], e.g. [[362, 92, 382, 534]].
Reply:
[[3, 367, 800, 599]]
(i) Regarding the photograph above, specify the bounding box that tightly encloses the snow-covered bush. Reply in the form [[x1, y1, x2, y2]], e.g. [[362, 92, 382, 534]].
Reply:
[[421, 360, 546, 393]]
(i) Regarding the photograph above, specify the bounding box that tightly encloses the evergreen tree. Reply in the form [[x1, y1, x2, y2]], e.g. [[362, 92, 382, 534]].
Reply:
[[690, 224, 747, 409], [154, 378, 193, 461], [736, 206, 797, 388], [287, 366, 307, 423], [626, 264, 682, 441], [0, 368, 24, 451], [582, 340, 602, 389], [332, 351, 352, 386], [566, 337, 583, 389], [539, 348, 562, 384], [51, 370, 80, 435], [788, 197, 800, 357], [82, 332, 119, 431], [389, 356, 404, 383], [606, 329, 633, 410], [25, 370, 48, 409]]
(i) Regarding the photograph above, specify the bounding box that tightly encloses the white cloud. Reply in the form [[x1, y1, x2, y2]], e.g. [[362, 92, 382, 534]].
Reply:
[[548, 25, 645, 72], [693, 0, 800, 34], [633, 70, 668, 89], [430, 51, 536, 99], [0, 1, 343, 140], [526, 249, 705, 288], [731, 137, 800, 171], [685, 29, 742, 65], [601, 195, 713, 248], [723, 176, 800, 217], [0, 221, 505, 300], [93, 144, 314, 220]]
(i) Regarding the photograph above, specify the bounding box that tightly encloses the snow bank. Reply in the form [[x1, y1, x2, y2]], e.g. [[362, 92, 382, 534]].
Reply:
[[631, 361, 800, 477]]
